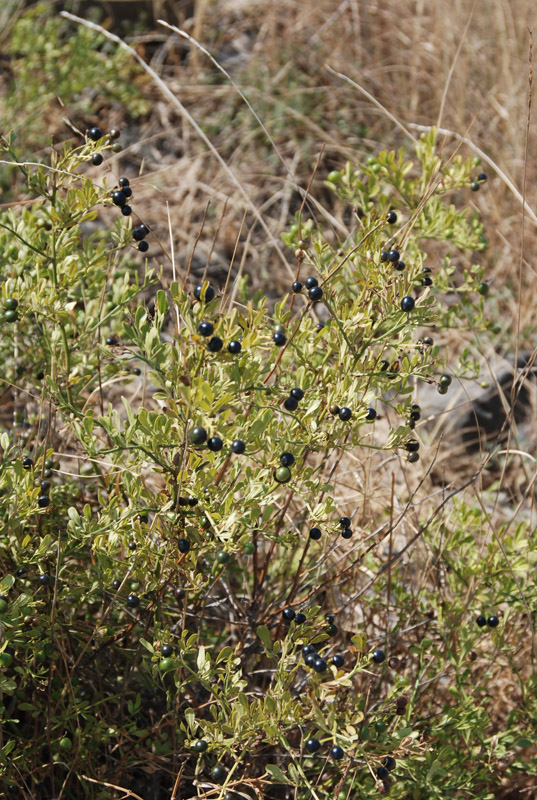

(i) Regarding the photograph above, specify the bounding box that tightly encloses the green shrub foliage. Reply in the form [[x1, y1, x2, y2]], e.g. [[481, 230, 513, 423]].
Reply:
[[0, 128, 535, 799]]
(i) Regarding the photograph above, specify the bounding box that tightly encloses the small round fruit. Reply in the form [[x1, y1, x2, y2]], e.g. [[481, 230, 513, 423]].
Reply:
[[178, 538, 190, 554], [4, 309, 18, 323], [216, 550, 229, 564], [341, 527, 353, 539], [332, 654, 344, 668], [280, 452, 295, 467], [119, 177, 130, 188], [305, 652, 317, 667], [22, 456, 33, 469], [189, 426, 208, 445], [471, 181, 480, 192], [339, 516, 350, 528], [395, 696, 408, 709], [282, 607, 295, 622], [329, 404, 340, 415], [228, 340, 241, 354], [439, 374, 452, 387], [211, 765, 226, 782], [365, 407, 377, 421], [295, 612, 306, 624], [284, 396, 298, 411], [405, 438, 420, 452], [309, 526, 322, 540], [3, 297, 18, 311], [112, 579, 121, 590], [305, 276, 318, 289], [91, 153, 103, 166], [400, 296, 415, 312], [0, 598, 8, 613], [330, 745, 344, 760], [478, 172, 487, 181], [0, 652, 13, 666], [326, 624, 338, 636], [274, 466, 291, 483], [371, 648, 386, 664], [383, 756, 396, 771], [338, 407, 352, 421], [38, 495, 50, 508], [273, 332, 286, 347], [193, 739, 208, 753], [313, 657, 328, 673], [389, 656, 401, 670], [194, 283, 215, 302], [106, 336, 117, 346], [126, 593, 140, 608], [380, 251, 388, 263], [374, 720, 387, 733], [121, 205, 132, 216], [395, 260, 405, 271], [387, 249, 400, 263], [59, 736, 72, 752], [197, 321, 214, 337], [292, 281, 303, 293], [274, 324, 286, 334], [109, 128, 121, 139], [306, 737, 321, 753], [231, 439, 245, 454], [207, 336, 223, 352], [159, 658, 175, 673], [308, 286, 323, 301], [386, 211, 397, 224], [438, 385, 448, 395], [88, 127, 103, 141], [377, 766, 389, 780], [302, 644, 316, 657], [207, 436, 223, 452], [132, 225, 149, 241], [476, 615, 487, 627], [242, 542, 255, 555], [327, 170, 340, 183], [478, 282, 489, 295], [325, 614, 335, 623], [487, 615, 500, 628], [290, 387, 304, 401], [407, 452, 419, 463], [112, 190, 126, 207], [138, 241, 149, 253]]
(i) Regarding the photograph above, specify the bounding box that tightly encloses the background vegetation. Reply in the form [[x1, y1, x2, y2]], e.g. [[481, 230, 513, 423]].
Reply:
[[0, 1, 536, 798]]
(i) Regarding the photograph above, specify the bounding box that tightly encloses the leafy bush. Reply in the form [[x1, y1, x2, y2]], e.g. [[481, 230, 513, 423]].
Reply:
[[0, 126, 535, 799]]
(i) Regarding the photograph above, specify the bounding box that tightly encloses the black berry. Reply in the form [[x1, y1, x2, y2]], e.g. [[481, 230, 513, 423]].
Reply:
[[400, 296, 415, 312], [302, 644, 316, 657], [178, 538, 191, 553], [112, 579, 121, 590], [273, 332, 286, 346], [284, 396, 298, 411], [138, 241, 149, 253], [194, 283, 215, 302], [280, 452, 295, 467], [126, 593, 140, 608], [387, 249, 400, 263], [189, 426, 208, 445], [207, 336, 223, 352], [339, 516, 350, 528], [22, 456, 33, 469], [292, 281, 303, 293], [487, 615, 500, 628], [122, 186, 132, 198], [338, 407, 352, 421], [306, 737, 320, 753], [132, 225, 148, 241], [371, 648, 386, 663], [380, 251, 388, 263], [207, 436, 223, 452], [112, 190, 126, 207], [231, 439, 245, 454], [119, 177, 130, 188], [295, 612, 306, 624], [121, 205, 132, 216], [330, 745, 344, 760], [476, 615, 487, 627], [305, 276, 318, 289], [109, 128, 121, 140], [290, 387, 304, 401], [37, 495, 50, 508], [386, 211, 397, 224], [308, 286, 323, 301], [304, 652, 317, 667], [405, 439, 420, 452], [377, 766, 389, 780], [227, 340, 242, 354], [309, 527, 322, 540], [471, 181, 480, 192], [332, 654, 344, 668], [88, 127, 103, 141], [162, 644, 173, 657], [365, 407, 377, 421], [91, 153, 103, 166], [282, 607, 296, 622], [313, 657, 328, 673], [341, 528, 353, 539], [197, 321, 214, 337]]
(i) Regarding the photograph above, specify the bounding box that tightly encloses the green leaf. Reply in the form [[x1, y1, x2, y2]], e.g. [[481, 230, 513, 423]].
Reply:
[[257, 625, 272, 651]]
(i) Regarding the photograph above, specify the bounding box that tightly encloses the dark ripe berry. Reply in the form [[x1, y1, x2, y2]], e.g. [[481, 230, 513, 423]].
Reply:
[[476, 615, 487, 627], [197, 321, 214, 337], [207, 336, 223, 352], [275, 466, 291, 483], [282, 607, 296, 622], [395, 696, 408, 709], [109, 128, 121, 140], [400, 295, 415, 312], [292, 281, 303, 293], [178, 496, 189, 506], [338, 407, 352, 421], [119, 177, 130, 188], [284, 396, 299, 411], [131, 367, 141, 375], [387, 249, 400, 263], [313, 657, 328, 673], [487, 615, 500, 628], [121, 205, 132, 216], [326, 624, 338, 636], [407, 452, 419, 463], [325, 614, 335, 623], [386, 211, 397, 224], [405, 439, 420, 452], [308, 286, 323, 301], [211, 765, 227, 782], [227, 339, 242, 354], [138, 241, 149, 253], [42, 467, 52, 477], [389, 656, 401, 669], [302, 644, 316, 657], [193, 739, 208, 753], [305, 652, 317, 667], [383, 756, 396, 771], [126, 593, 140, 608], [274, 324, 286, 334], [437, 385, 449, 395], [339, 516, 351, 528], [305, 276, 318, 289], [16, 567, 27, 577], [371, 648, 386, 664], [38, 574, 50, 586], [88, 127, 103, 141], [395, 260, 405, 271], [440, 373, 452, 386], [122, 186, 132, 198], [207, 436, 223, 452], [22, 456, 33, 469], [175, 587, 185, 600], [128, 540, 137, 550], [112, 579, 121, 590], [162, 643, 173, 657], [330, 745, 344, 760], [37, 495, 50, 508], [4, 309, 18, 323], [91, 153, 103, 166], [309, 526, 322, 540], [377, 766, 389, 780], [231, 439, 245, 454], [3, 297, 18, 311], [106, 336, 117, 346], [188, 496, 198, 507], [306, 737, 320, 753], [295, 612, 307, 624], [332, 654, 344, 668], [471, 181, 480, 192], [341, 527, 353, 539], [194, 283, 216, 302], [423, 335, 434, 346], [365, 407, 377, 421], [329, 404, 340, 415], [379, 359, 390, 372], [178, 538, 191, 553], [189, 426, 208, 445], [112, 190, 127, 207], [132, 225, 148, 241], [380, 251, 388, 263], [290, 387, 304, 401], [478, 172, 487, 181], [273, 332, 287, 346]]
